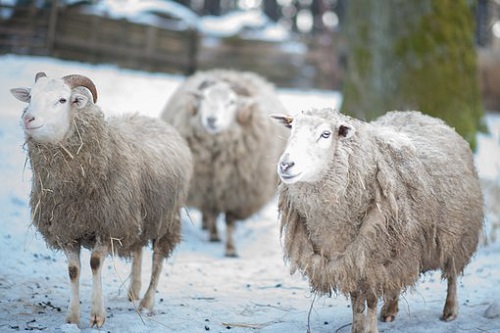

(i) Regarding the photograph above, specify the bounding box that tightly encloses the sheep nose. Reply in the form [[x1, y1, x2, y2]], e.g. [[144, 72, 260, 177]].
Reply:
[[280, 160, 295, 173], [207, 116, 217, 126], [24, 115, 35, 125]]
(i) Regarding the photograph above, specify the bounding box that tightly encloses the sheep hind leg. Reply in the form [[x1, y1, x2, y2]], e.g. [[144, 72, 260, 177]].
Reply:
[[441, 275, 458, 321], [140, 236, 176, 312], [350, 291, 366, 333], [128, 248, 142, 302], [64, 244, 81, 325], [203, 211, 220, 242], [89, 244, 108, 328], [224, 213, 238, 257], [380, 291, 399, 322]]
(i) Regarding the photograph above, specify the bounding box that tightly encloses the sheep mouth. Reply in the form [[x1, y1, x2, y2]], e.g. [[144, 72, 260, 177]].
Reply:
[[280, 172, 301, 183], [24, 124, 43, 131], [204, 123, 222, 134]]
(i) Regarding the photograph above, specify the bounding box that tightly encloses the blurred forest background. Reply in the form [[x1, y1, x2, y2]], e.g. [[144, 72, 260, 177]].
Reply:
[[1, 0, 498, 147]]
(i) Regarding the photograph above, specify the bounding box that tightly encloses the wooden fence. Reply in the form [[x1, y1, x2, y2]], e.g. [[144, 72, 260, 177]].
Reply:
[[0, 1, 341, 90], [0, 1, 199, 75]]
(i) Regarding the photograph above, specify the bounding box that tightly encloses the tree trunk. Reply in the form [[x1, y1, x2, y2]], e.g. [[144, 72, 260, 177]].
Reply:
[[341, 0, 483, 149], [263, 0, 280, 22], [203, 0, 221, 16]]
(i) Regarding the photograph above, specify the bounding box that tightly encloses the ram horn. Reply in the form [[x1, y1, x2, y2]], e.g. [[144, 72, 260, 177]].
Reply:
[[62, 74, 98, 103]]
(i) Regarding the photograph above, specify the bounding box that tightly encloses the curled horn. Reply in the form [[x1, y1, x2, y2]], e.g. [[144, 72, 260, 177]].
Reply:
[[271, 114, 294, 128], [35, 72, 47, 82], [62, 74, 98, 103]]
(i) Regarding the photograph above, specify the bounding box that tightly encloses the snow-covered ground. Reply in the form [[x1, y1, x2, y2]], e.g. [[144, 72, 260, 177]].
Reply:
[[0, 54, 499, 333]]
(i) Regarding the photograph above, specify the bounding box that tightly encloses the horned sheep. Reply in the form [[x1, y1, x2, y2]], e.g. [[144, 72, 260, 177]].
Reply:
[[273, 108, 483, 333], [161, 69, 288, 257], [11, 73, 193, 328]]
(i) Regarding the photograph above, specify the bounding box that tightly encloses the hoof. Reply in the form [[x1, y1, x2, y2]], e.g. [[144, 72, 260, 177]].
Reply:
[[440, 312, 457, 322], [225, 249, 239, 258], [380, 298, 399, 323], [65, 313, 80, 326], [380, 314, 396, 323], [128, 290, 140, 302], [90, 313, 105, 328], [209, 234, 221, 242]]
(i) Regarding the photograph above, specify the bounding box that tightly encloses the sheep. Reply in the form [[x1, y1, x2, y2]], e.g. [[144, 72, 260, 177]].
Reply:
[[10, 72, 193, 328], [272, 108, 483, 333], [161, 69, 288, 257]]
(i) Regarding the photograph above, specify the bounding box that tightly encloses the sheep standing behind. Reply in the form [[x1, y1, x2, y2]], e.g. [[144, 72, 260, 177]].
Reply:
[[11, 73, 193, 328], [273, 108, 483, 333], [161, 69, 288, 257]]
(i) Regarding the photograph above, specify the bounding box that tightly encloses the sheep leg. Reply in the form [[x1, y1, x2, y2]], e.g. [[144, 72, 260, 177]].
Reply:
[[350, 291, 366, 333], [140, 236, 175, 312], [89, 244, 108, 328], [201, 217, 208, 230], [441, 275, 458, 321], [203, 211, 220, 242], [224, 213, 238, 257], [380, 290, 399, 322], [366, 292, 380, 333], [64, 244, 81, 325], [139, 250, 163, 313], [128, 248, 142, 302]]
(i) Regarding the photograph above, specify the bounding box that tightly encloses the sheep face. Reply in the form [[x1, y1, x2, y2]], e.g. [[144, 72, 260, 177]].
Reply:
[[274, 110, 355, 184], [11, 76, 91, 144], [195, 81, 239, 134]]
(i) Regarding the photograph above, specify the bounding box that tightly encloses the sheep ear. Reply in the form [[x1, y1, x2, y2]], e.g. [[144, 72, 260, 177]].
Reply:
[[186, 93, 200, 115], [186, 90, 203, 100], [230, 82, 251, 97], [236, 97, 255, 124], [10, 87, 31, 103], [71, 91, 89, 109], [198, 79, 216, 90], [271, 114, 293, 129], [338, 123, 355, 139], [35, 72, 47, 82]]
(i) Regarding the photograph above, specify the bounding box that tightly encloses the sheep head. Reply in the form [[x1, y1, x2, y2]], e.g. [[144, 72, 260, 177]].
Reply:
[[273, 108, 355, 184], [10, 72, 98, 143], [188, 79, 255, 134]]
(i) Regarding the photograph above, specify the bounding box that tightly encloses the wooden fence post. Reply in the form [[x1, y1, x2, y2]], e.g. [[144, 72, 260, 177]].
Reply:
[[186, 30, 198, 75], [47, 0, 59, 55]]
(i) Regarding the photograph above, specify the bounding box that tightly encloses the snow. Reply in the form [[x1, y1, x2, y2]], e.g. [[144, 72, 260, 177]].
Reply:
[[0, 54, 499, 333], [85, 0, 200, 30], [199, 10, 290, 41], [73, 1, 289, 41]]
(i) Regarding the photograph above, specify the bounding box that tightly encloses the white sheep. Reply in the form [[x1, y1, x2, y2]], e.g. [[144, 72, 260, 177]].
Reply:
[[161, 69, 288, 257], [11, 73, 193, 328], [272, 108, 483, 333]]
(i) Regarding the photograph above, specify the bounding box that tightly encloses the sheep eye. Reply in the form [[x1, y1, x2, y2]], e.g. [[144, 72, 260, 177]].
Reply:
[[59, 98, 67, 104], [320, 131, 331, 139]]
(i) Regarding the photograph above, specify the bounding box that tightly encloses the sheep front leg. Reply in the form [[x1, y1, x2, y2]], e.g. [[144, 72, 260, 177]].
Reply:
[[90, 245, 108, 328], [441, 275, 458, 321], [128, 248, 142, 302], [64, 244, 81, 325], [224, 213, 238, 257], [350, 291, 365, 333]]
